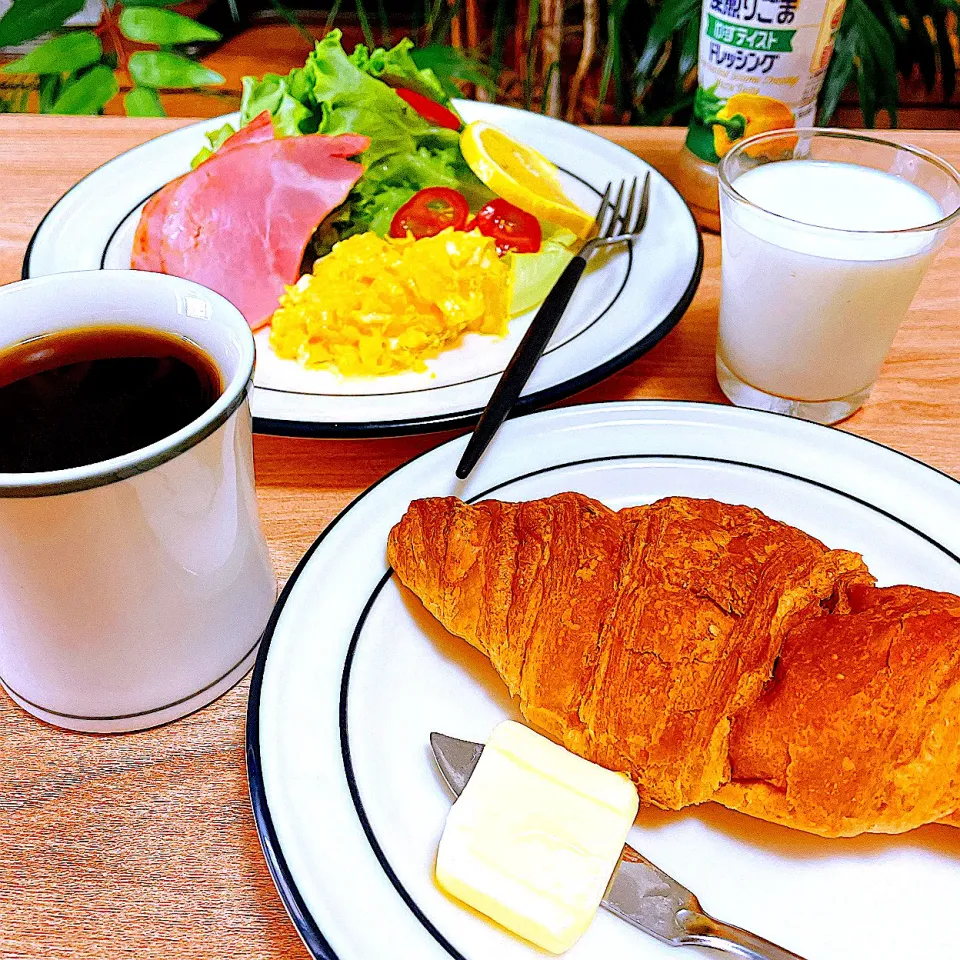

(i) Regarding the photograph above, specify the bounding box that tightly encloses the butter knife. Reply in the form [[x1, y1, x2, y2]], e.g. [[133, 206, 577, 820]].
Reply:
[[430, 732, 807, 959]]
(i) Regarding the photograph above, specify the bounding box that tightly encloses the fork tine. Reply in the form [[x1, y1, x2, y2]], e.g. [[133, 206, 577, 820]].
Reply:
[[593, 181, 613, 237], [632, 172, 652, 234], [606, 179, 626, 238], [620, 177, 638, 232]]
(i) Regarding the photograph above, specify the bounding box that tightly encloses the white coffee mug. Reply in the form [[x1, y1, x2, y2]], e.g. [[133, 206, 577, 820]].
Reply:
[[0, 270, 276, 733]]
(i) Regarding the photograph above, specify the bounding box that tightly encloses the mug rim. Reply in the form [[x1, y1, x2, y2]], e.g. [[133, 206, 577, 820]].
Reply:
[[0, 270, 256, 498]]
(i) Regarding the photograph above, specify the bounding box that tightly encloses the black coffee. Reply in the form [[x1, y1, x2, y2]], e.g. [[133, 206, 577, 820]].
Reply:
[[0, 326, 222, 473]]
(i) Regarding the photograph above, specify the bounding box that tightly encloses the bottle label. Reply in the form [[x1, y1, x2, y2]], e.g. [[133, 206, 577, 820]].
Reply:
[[685, 0, 846, 164]]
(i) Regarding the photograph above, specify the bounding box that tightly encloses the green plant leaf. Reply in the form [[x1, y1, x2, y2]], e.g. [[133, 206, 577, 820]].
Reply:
[[818, 24, 856, 123], [597, 0, 630, 118], [934, 12, 956, 99], [324, 0, 344, 32], [872, 0, 909, 45], [376, 0, 392, 47], [635, 91, 696, 126], [410, 44, 496, 97], [51, 64, 118, 114], [903, 0, 939, 90], [124, 86, 165, 116], [822, 0, 899, 127], [634, 0, 700, 83], [490, 0, 509, 78], [0, 84, 32, 111], [128, 51, 225, 88], [0, 0, 85, 46], [523, 0, 539, 109], [676, 13, 700, 93], [423, 0, 461, 47], [266, 0, 315, 45], [426, 0, 445, 45], [855, 0, 899, 124], [862, 0, 900, 123], [1, 29, 101, 75], [540, 59, 560, 112], [355, 0, 376, 49], [123, 0, 183, 6], [119, 8, 221, 44], [855, 52, 878, 127], [38, 71, 62, 111]]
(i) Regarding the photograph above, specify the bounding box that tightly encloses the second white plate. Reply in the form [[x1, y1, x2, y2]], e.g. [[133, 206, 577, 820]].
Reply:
[[23, 102, 702, 437], [247, 400, 960, 960]]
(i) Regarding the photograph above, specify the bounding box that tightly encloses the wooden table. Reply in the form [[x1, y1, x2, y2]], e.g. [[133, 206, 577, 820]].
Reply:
[[1, 116, 959, 960]]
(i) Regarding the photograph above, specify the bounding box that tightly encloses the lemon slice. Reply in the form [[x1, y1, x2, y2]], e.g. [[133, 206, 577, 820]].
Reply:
[[460, 121, 595, 239]]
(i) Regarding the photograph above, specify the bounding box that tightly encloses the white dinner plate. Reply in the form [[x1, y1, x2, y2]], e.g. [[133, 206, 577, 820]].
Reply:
[[247, 400, 960, 960], [23, 102, 702, 437]]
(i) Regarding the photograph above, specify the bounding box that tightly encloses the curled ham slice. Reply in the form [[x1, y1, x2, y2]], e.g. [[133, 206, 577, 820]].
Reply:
[[132, 116, 368, 329], [213, 111, 275, 154], [132, 113, 277, 277]]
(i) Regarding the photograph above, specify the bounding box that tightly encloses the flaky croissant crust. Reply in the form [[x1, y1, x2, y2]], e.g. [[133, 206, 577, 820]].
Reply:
[[387, 492, 960, 838]]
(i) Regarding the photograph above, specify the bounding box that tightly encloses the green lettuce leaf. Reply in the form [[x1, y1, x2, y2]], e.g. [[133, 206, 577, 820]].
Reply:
[[350, 36, 449, 104], [195, 30, 485, 250], [236, 29, 455, 155], [191, 120, 236, 168], [239, 73, 311, 137]]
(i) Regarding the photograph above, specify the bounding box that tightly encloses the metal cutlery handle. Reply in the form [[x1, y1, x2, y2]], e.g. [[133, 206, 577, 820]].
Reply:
[[677, 910, 807, 960], [455, 253, 588, 479]]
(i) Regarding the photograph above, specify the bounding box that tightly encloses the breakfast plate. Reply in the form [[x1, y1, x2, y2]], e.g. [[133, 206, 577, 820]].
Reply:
[[23, 102, 702, 437], [248, 400, 960, 960]]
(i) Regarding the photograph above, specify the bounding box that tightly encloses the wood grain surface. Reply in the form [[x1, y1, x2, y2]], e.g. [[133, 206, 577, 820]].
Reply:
[[1, 116, 959, 960]]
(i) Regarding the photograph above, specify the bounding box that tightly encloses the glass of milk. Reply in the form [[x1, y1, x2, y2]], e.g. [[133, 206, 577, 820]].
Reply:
[[716, 129, 960, 424]]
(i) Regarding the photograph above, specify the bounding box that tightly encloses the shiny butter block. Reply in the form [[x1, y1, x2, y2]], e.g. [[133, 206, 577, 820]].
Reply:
[[435, 720, 639, 954]]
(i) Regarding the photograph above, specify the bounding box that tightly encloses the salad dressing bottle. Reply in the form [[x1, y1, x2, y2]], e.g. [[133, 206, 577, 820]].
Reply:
[[677, 0, 847, 231]]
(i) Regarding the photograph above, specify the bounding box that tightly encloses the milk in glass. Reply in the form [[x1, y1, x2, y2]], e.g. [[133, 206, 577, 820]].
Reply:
[[718, 160, 943, 402]]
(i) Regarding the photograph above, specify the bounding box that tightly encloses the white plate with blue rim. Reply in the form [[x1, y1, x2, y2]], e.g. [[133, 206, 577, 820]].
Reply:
[[22, 101, 702, 438], [247, 399, 960, 960]]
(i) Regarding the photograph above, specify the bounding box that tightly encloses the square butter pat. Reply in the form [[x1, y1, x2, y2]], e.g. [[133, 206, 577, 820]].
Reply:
[[436, 720, 639, 954]]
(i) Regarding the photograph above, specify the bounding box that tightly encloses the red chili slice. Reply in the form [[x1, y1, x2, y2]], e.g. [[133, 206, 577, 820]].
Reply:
[[395, 88, 462, 131], [467, 199, 542, 255], [389, 187, 470, 239]]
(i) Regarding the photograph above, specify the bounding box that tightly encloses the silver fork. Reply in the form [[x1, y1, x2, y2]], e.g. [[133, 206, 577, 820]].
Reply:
[[582, 173, 653, 258], [455, 174, 652, 480]]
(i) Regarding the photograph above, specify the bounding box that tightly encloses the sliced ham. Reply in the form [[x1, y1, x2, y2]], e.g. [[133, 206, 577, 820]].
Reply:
[[132, 177, 183, 272], [214, 111, 275, 155], [132, 119, 368, 329], [132, 114, 275, 273]]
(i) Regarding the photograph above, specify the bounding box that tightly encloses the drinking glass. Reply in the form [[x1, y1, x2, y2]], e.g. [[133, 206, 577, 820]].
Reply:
[[716, 129, 960, 425]]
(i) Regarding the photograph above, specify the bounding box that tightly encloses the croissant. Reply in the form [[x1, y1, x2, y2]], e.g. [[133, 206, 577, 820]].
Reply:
[[386, 492, 960, 838]]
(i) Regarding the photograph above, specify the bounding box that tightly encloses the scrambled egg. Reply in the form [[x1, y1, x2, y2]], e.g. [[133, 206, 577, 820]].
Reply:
[[270, 230, 511, 376]]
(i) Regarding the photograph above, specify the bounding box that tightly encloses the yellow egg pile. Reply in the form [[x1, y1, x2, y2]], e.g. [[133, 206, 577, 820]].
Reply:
[[269, 230, 511, 377]]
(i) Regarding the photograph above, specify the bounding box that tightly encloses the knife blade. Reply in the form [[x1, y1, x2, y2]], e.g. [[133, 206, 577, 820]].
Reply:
[[430, 732, 807, 960]]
